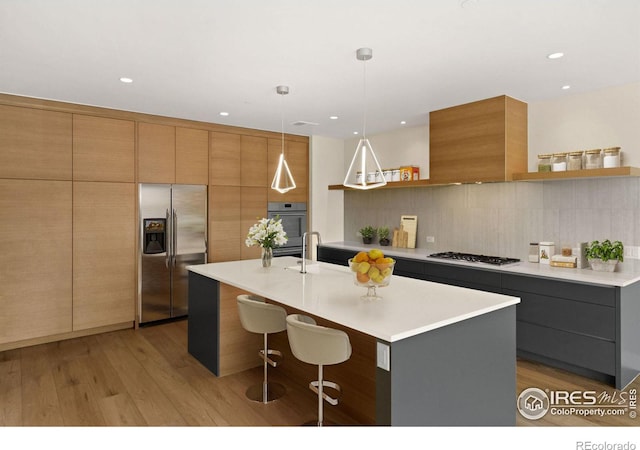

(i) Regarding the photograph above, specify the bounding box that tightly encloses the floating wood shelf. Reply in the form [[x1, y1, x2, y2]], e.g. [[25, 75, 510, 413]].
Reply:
[[328, 167, 640, 190], [328, 179, 433, 190], [512, 166, 640, 181]]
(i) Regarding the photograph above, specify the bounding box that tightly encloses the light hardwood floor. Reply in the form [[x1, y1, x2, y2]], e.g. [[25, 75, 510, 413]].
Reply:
[[1, 319, 638, 427]]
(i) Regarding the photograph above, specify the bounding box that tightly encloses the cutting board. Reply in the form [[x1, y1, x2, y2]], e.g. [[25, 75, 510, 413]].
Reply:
[[400, 215, 417, 249]]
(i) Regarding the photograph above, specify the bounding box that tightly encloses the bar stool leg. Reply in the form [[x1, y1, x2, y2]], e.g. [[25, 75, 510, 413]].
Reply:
[[245, 332, 285, 403], [318, 364, 324, 426]]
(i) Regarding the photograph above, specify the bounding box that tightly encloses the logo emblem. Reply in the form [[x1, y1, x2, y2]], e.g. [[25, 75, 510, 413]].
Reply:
[[517, 388, 550, 420]]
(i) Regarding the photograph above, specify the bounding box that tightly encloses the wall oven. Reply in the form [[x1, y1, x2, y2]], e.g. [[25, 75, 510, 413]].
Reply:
[[267, 202, 307, 257]]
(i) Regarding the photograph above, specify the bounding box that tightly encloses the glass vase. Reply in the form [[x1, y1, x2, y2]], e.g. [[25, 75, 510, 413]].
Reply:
[[261, 247, 273, 268]]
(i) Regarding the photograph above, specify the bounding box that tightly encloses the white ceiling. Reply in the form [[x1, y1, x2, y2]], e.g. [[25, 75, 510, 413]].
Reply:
[[1, 0, 639, 139]]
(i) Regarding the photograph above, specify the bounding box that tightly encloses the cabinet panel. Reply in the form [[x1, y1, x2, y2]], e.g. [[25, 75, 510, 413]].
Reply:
[[240, 135, 267, 187], [209, 185, 241, 262], [73, 115, 135, 182], [0, 179, 72, 344], [73, 182, 135, 330], [209, 132, 240, 186], [0, 105, 72, 180], [176, 127, 209, 185], [138, 122, 175, 183], [267, 138, 309, 202], [240, 187, 267, 260]]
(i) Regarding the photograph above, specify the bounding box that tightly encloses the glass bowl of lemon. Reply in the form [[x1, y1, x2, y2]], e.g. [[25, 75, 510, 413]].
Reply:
[[348, 248, 395, 300]]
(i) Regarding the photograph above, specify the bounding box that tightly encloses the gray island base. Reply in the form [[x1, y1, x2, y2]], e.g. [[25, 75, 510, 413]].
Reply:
[[187, 257, 519, 426]]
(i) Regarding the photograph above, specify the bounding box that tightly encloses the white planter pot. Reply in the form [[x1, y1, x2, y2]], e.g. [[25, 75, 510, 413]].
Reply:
[[588, 258, 619, 272]]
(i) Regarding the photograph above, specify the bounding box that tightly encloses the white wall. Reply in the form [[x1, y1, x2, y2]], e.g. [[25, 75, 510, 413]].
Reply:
[[344, 125, 430, 179], [309, 135, 344, 242], [528, 81, 640, 170]]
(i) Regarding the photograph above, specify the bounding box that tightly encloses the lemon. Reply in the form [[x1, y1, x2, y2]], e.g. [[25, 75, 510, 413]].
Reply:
[[368, 248, 383, 260]]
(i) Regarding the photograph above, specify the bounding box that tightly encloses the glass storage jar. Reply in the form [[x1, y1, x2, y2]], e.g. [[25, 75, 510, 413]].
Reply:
[[585, 149, 603, 169], [552, 153, 567, 172], [567, 151, 583, 171], [537, 154, 552, 172], [603, 147, 621, 168]]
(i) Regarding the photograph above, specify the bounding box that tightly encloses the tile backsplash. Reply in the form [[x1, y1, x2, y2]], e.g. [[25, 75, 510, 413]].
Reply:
[[344, 177, 640, 260]]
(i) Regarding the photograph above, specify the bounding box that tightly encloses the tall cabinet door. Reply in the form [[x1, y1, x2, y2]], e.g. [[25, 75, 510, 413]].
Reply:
[[240, 187, 267, 260], [138, 123, 176, 183], [73, 182, 135, 330], [208, 185, 241, 262], [0, 179, 72, 344]]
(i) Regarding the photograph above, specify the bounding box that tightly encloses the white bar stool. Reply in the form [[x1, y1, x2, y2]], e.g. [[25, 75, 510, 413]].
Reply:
[[286, 314, 352, 426], [236, 294, 287, 403]]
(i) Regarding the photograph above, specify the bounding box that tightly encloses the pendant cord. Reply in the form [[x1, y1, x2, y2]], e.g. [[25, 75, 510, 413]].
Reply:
[[281, 92, 285, 156], [362, 58, 367, 139]]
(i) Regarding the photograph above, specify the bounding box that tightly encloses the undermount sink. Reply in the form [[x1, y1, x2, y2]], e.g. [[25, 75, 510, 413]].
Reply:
[[284, 263, 320, 273]]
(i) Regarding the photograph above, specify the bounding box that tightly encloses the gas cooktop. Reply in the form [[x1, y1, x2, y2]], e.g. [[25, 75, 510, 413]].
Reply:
[[428, 252, 521, 266]]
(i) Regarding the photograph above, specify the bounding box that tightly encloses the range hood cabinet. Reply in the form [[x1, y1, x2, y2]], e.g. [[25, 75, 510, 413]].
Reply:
[[429, 95, 528, 184]]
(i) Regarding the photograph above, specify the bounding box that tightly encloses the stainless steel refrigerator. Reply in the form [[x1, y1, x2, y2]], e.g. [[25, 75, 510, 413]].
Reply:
[[139, 184, 207, 324]]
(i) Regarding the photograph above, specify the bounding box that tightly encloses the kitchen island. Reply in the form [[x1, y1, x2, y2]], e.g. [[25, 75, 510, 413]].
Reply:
[[187, 256, 520, 426]]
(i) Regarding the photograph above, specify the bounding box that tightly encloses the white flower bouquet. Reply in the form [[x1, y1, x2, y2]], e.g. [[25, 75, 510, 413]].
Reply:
[[245, 217, 288, 249]]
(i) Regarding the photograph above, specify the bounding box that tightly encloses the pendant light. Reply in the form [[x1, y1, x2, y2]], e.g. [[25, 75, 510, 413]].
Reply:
[[271, 85, 296, 194], [343, 47, 387, 190]]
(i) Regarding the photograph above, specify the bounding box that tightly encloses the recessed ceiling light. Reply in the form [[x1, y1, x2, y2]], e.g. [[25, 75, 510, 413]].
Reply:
[[329, 116, 338, 120], [219, 112, 230, 116], [353, 131, 359, 135], [119, 77, 133, 83], [547, 52, 564, 59], [562, 85, 571, 90], [400, 121, 407, 125]]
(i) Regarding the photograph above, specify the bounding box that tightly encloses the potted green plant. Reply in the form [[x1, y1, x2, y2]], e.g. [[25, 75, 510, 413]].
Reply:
[[359, 225, 377, 244], [378, 226, 390, 246], [585, 239, 624, 272]]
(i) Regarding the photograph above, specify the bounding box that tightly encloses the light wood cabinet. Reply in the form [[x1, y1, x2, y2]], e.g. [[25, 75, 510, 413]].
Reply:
[[0, 179, 72, 344], [240, 135, 268, 187], [176, 127, 208, 185], [267, 138, 309, 202], [429, 95, 527, 184], [72, 182, 135, 331], [209, 132, 241, 186], [138, 122, 176, 183], [208, 185, 241, 262], [0, 105, 72, 180], [73, 115, 135, 182], [240, 187, 267, 260]]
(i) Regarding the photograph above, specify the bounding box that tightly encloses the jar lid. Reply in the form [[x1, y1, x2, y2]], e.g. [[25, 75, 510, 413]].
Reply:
[[585, 149, 602, 154], [538, 153, 552, 158], [529, 242, 539, 245], [569, 151, 584, 156], [603, 147, 621, 153], [553, 152, 567, 157], [539, 241, 555, 245]]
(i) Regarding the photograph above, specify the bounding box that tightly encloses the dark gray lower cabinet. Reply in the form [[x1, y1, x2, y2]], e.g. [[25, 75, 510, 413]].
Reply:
[[318, 245, 640, 389]]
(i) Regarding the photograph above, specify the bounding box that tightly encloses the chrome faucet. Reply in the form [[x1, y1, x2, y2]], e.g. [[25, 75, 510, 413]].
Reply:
[[300, 231, 321, 273]]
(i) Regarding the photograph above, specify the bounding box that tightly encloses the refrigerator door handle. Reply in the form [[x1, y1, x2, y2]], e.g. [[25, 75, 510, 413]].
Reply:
[[165, 208, 171, 269], [172, 208, 177, 268]]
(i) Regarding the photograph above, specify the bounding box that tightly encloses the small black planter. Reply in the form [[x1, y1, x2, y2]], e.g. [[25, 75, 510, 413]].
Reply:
[[379, 238, 390, 246], [362, 237, 373, 244]]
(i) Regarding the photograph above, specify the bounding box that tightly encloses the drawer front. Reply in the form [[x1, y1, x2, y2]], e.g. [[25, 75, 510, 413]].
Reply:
[[318, 247, 351, 266], [503, 274, 615, 307], [505, 289, 616, 341], [517, 321, 615, 375], [424, 262, 502, 292], [394, 256, 425, 278]]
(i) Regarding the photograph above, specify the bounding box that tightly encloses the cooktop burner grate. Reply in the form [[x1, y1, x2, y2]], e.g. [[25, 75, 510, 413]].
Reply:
[[428, 252, 520, 266]]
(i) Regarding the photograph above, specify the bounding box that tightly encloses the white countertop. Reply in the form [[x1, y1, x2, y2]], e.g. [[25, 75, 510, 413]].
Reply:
[[321, 241, 640, 287], [187, 256, 519, 343]]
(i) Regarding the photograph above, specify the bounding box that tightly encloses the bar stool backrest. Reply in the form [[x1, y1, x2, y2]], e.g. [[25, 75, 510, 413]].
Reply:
[[237, 295, 287, 334], [286, 314, 352, 366]]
